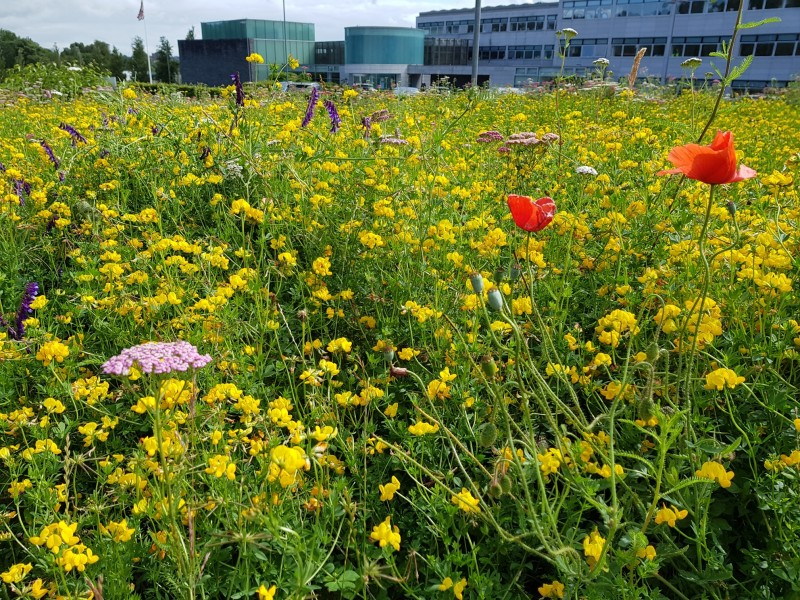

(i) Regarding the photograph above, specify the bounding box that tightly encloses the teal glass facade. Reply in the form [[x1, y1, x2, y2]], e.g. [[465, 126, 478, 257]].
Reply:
[[345, 27, 425, 64]]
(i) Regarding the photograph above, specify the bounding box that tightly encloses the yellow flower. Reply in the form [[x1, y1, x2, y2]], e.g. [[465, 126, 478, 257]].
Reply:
[[408, 420, 439, 435], [636, 545, 657, 561], [452, 578, 468, 599], [288, 54, 300, 69], [326, 337, 352, 353], [537, 448, 562, 478], [379, 476, 400, 501], [99, 519, 135, 543], [384, 403, 398, 418], [257, 584, 276, 600], [122, 87, 137, 99], [538, 580, 565, 599], [1, 562, 32, 584], [312, 256, 332, 277], [704, 368, 745, 391], [583, 528, 606, 567], [654, 504, 688, 527], [794, 418, 800, 432], [370, 516, 401, 551], [30, 295, 48, 310], [36, 339, 69, 366], [438, 577, 454, 591], [451, 488, 481, 514], [205, 454, 236, 481], [695, 460, 734, 488], [245, 52, 265, 64]]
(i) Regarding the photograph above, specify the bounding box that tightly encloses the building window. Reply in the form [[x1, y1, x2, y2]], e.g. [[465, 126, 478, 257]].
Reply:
[[559, 38, 609, 57], [418, 21, 445, 34], [740, 33, 800, 56], [616, 0, 673, 16], [671, 36, 725, 56], [563, 0, 613, 19], [477, 45, 507, 60], [481, 18, 508, 33], [510, 15, 546, 31], [547, 15, 558, 29], [509, 45, 536, 59], [748, 0, 796, 7], [677, 0, 707, 12], [445, 19, 474, 34], [611, 37, 667, 57]]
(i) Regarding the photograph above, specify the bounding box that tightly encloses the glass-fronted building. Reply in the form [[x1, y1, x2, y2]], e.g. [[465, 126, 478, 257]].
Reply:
[[180, 19, 315, 86], [414, 0, 799, 89], [178, 4, 799, 90]]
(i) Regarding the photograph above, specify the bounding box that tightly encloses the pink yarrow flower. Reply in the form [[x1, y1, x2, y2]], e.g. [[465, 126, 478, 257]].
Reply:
[[102, 341, 212, 376]]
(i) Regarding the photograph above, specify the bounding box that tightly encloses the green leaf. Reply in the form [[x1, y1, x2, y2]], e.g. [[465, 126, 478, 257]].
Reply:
[[726, 55, 754, 83], [738, 16, 782, 29], [709, 51, 727, 58]]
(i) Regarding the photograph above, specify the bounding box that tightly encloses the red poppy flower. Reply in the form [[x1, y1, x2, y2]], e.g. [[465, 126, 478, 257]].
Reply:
[[507, 195, 556, 232], [658, 130, 756, 185]]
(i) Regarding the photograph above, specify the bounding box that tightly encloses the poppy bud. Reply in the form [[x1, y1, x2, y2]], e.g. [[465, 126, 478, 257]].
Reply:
[[477, 422, 498, 447], [645, 342, 660, 363], [480, 355, 497, 378], [390, 366, 409, 378]]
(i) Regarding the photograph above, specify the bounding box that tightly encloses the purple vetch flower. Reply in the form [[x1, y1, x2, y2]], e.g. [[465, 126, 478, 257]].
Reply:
[[99, 149, 110, 159], [361, 116, 372, 138], [323, 99, 341, 133], [0, 161, 5, 172], [14, 179, 29, 206], [230, 73, 245, 107], [40, 140, 60, 169], [59, 122, 87, 145], [102, 341, 212, 376], [7, 282, 39, 341], [301, 86, 320, 128]]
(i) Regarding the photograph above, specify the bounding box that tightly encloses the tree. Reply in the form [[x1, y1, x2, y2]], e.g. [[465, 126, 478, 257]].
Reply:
[[186, 26, 195, 41], [108, 47, 128, 81], [0, 29, 54, 79], [154, 37, 178, 83], [130, 36, 149, 82]]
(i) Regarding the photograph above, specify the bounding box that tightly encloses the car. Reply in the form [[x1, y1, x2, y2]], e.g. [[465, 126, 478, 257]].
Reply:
[[281, 81, 321, 92], [393, 86, 419, 96], [352, 83, 376, 92]]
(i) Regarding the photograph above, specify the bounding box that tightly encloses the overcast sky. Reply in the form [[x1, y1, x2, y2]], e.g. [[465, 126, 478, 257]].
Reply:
[[0, 0, 492, 54]]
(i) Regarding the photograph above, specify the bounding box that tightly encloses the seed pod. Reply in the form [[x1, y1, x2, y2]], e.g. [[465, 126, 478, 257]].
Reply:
[[469, 272, 484, 294], [477, 422, 498, 447], [487, 288, 503, 311]]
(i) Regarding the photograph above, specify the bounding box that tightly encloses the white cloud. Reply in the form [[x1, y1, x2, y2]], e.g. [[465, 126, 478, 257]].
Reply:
[[1, 0, 476, 53]]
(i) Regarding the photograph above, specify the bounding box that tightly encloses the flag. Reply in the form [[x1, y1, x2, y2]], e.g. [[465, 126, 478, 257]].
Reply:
[[137, 1, 144, 20]]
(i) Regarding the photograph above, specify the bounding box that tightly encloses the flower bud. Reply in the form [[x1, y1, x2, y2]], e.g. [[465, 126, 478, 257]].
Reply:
[[645, 342, 660, 363], [480, 355, 497, 378], [477, 422, 498, 447]]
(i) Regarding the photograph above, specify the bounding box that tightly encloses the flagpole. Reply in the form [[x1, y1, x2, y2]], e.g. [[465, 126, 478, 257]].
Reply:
[[138, 1, 153, 83]]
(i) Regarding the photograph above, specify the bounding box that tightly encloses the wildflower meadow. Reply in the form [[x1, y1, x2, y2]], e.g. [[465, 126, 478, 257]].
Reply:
[[1, 42, 800, 600]]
